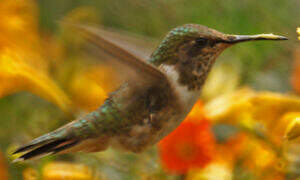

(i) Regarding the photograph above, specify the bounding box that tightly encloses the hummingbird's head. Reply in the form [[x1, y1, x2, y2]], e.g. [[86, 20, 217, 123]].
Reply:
[[150, 24, 287, 66], [150, 24, 287, 90]]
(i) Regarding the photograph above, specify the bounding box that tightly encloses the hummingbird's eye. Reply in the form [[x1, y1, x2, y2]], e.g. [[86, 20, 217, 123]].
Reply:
[[195, 38, 207, 47]]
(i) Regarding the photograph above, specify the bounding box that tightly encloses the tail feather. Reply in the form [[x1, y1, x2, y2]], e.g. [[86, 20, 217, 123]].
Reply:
[[12, 123, 80, 162], [13, 107, 110, 161], [13, 134, 56, 154], [13, 138, 79, 162]]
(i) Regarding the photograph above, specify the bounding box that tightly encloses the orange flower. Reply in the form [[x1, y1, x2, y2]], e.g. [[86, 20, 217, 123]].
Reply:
[[158, 101, 215, 174], [0, 151, 9, 180]]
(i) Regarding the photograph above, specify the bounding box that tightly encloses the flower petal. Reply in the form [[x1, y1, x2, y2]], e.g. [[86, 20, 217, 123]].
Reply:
[[0, 49, 71, 111]]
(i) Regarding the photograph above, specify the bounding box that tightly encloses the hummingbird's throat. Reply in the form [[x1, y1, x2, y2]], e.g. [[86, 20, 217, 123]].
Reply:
[[175, 44, 225, 91]]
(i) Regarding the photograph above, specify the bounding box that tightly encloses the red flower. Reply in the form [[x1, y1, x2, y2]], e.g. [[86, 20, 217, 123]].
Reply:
[[158, 101, 215, 174]]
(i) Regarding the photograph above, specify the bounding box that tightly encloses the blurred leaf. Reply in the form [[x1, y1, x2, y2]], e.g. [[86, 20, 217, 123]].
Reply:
[[60, 6, 101, 48], [291, 46, 300, 94]]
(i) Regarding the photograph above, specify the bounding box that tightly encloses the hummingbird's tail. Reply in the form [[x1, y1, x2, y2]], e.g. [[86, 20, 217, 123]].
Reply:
[[12, 136, 78, 162], [12, 113, 109, 162]]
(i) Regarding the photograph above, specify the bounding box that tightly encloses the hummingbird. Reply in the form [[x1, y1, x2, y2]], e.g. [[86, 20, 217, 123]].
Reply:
[[13, 24, 287, 161]]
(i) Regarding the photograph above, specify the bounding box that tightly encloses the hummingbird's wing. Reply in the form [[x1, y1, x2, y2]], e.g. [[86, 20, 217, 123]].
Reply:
[[83, 26, 156, 61], [67, 23, 167, 85]]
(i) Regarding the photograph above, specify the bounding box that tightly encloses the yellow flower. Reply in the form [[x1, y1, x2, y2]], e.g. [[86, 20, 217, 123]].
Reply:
[[297, 27, 300, 40], [23, 168, 38, 180], [0, 0, 44, 70], [204, 88, 254, 124], [283, 112, 300, 141], [0, 0, 38, 38], [201, 64, 240, 101], [244, 140, 277, 170], [0, 49, 71, 111], [70, 72, 107, 111], [203, 87, 300, 178], [42, 162, 97, 180], [69, 65, 122, 111], [204, 88, 300, 145], [0, 0, 71, 111], [186, 162, 232, 180]]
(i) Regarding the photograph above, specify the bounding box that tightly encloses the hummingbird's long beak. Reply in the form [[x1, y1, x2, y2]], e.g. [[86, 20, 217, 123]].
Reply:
[[228, 33, 288, 43]]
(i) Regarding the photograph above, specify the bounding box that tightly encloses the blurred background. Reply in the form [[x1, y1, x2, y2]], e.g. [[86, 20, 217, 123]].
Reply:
[[1, 0, 300, 179]]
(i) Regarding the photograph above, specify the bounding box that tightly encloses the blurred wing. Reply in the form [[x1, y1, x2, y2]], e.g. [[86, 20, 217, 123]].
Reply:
[[65, 23, 166, 84], [89, 27, 156, 60]]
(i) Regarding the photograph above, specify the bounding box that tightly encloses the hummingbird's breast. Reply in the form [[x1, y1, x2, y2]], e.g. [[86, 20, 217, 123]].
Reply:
[[106, 72, 198, 153], [159, 64, 200, 112], [152, 64, 201, 139], [110, 64, 201, 153]]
